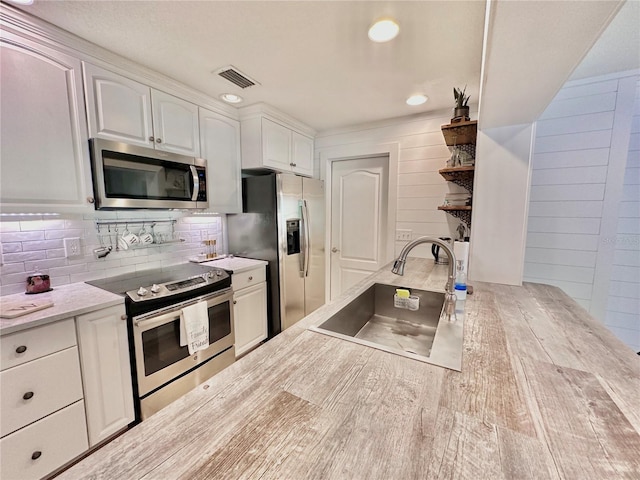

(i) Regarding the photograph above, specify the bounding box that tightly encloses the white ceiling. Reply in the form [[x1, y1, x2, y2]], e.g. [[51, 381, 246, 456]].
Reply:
[[8, 0, 640, 133], [14, 0, 486, 132]]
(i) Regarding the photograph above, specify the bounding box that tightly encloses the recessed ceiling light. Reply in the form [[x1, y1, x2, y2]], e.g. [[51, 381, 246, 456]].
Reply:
[[220, 93, 243, 104], [368, 18, 400, 43], [406, 94, 428, 106], [6, 0, 34, 4]]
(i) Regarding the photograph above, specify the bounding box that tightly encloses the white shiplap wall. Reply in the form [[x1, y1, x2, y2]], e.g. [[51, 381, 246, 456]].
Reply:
[[315, 110, 472, 259], [606, 80, 640, 352], [524, 72, 639, 352], [0, 212, 224, 296]]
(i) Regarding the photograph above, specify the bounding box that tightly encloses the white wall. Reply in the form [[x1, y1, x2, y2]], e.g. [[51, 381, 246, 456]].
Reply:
[[0, 212, 223, 296], [468, 123, 534, 285], [524, 71, 639, 351], [315, 110, 473, 261], [605, 78, 640, 352]]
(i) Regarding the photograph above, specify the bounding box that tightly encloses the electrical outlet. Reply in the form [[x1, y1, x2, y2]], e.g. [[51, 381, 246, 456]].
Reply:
[[396, 229, 412, 241], [64, 237, 82, 258]]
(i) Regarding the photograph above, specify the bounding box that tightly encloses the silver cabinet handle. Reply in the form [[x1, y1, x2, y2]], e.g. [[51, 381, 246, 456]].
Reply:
[[156, 138, 162, 143], [149, 136, 155, 142], [87, 196, 95, 204], [16, 345, 27, 354], [248, 276, 253, 281], [331, 247, 339, 253], [121, 315, 127, 321]]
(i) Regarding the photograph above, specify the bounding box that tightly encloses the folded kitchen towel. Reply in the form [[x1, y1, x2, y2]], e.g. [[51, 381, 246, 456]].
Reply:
[[179, 301, 209, 355]]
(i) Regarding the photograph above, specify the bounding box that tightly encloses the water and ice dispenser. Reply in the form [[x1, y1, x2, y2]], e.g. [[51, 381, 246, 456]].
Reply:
[[286, 220, 301, 255]]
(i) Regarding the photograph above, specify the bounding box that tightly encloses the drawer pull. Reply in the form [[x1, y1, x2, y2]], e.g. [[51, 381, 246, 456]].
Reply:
[[16, 345, 27, 354], [23, 391, 34, 400], [248, 276, 253, 281], [31, 451, 42, 461]]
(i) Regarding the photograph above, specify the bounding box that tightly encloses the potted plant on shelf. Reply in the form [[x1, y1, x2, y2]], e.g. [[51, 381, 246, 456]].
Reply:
[[452, 86, 470, 123]]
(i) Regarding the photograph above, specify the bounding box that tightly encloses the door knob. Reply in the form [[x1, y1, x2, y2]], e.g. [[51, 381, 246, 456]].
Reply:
[[331, 247, 339, 253]]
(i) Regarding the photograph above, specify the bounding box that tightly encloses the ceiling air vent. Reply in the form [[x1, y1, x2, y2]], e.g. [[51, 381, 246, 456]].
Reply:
[[216, 66, 259, 89]]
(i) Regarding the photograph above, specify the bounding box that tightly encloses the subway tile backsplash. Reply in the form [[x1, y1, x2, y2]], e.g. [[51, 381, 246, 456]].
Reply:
[[0, 212, 224, 296]]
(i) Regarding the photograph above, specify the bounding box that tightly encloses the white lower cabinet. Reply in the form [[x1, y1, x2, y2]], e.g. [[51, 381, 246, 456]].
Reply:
[[0, 401, 88, 480], [76, 304, 135, 447], [232, 266, 268, 357], [0, 319, 88, 479]]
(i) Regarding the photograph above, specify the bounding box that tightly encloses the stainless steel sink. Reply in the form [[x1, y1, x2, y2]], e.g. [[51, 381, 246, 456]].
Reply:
[[309, 283, 463, 371]]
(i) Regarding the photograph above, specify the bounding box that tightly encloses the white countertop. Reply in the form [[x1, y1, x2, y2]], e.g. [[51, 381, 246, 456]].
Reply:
[[0, 283, 124, 336], [202, 256, 268, 273]]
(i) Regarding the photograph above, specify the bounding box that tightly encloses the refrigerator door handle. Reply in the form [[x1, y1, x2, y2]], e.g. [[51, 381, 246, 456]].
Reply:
[[302, 199, 311, 277]]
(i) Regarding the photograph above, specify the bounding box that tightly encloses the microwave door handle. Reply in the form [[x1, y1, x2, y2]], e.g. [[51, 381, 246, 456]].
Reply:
[[302, 200, 310, 277], [190, 165, 199, 201]]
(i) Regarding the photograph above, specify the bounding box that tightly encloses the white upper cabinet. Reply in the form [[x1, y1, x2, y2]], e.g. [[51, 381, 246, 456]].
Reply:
[[83, 62, 153, 148], [199, 108, 242, 213], [240, 105, 316, 177], [83, 63, 200, 156], [291, 131, 314, 177], [262, 118, 294, 171], [0, 31, 94, 214], [150, 89, 200, 156]]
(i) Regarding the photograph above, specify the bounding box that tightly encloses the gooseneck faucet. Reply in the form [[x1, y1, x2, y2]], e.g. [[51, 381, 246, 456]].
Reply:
[[392, 236, 458, 321]]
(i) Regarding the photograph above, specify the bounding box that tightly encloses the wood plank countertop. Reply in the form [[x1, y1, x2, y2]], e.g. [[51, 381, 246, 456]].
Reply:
[[58, 258, 640, 479]]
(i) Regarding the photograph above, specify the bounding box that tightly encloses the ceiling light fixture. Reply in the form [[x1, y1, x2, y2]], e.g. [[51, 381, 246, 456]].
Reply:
[[368, 18, 400, 43], [220, 93, 243, 104], [6, 0, 34, 4], [406, 94, 428, 106]]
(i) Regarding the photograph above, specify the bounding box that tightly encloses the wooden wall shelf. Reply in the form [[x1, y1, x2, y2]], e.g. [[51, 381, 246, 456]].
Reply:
[[438, 166, 474, 192], [440, 120, 477, 146], [438, 206, 472, 227]]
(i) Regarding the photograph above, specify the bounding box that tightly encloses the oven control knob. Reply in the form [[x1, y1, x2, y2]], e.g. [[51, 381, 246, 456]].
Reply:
[[151, 284, 161, 294], [137, 287, 148, 297], [216, 270, 223, 276]]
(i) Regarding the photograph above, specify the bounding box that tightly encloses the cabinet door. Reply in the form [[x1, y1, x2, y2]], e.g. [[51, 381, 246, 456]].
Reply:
[[199, 108, 242, 213], [0, 32, 93, 214], [151, 89, 200, 156], [262, 118, 292, 170], [76, 305, 134, 447], [0, 401, 88, 480], [233, 282, 268, 357], [291, 131, 314, 177], [83, 62, 154, 148]]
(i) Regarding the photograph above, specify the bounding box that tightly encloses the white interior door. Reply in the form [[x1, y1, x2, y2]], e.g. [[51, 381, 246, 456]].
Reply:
[[330, 156, 389, 300]]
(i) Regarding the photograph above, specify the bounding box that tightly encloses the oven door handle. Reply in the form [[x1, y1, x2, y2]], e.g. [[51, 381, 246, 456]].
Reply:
[[133, 288, 232, 327]]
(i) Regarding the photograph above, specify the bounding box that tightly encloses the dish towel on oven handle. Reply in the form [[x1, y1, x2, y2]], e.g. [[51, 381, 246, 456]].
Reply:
[[179, 301, 209, 355]]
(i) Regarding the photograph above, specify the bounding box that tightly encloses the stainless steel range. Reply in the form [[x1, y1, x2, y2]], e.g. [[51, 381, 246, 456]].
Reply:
[[87, 263, 234, 421]]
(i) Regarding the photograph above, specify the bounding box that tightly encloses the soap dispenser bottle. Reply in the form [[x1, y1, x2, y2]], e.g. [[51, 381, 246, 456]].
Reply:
[[454, 260, 467, 301]]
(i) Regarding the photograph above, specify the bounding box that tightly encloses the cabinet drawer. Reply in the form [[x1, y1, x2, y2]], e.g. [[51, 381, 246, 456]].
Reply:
[[232, 267, 266, 290], [0, 400, 88, 480], [1, 347, 84, 437], [1, 318, 76, 371]]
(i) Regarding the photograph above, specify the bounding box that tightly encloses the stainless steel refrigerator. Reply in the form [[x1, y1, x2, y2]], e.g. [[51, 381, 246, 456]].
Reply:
[[227, 173, 325, 337]]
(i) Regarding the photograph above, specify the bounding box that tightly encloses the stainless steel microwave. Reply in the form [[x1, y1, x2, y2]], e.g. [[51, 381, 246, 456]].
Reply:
[[89, 139, 208, 210]]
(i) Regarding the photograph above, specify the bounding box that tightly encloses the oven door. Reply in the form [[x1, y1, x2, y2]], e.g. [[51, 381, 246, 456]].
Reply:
[[132, 288, 234, 397]]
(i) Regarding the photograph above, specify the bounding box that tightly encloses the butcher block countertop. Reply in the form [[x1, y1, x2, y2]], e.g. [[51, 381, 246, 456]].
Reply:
[[60, 259, 640, 479]]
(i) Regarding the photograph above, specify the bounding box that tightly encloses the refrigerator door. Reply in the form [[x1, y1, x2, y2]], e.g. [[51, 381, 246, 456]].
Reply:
[[302, 177, 325, 316], [277, 174, 305, 330]]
